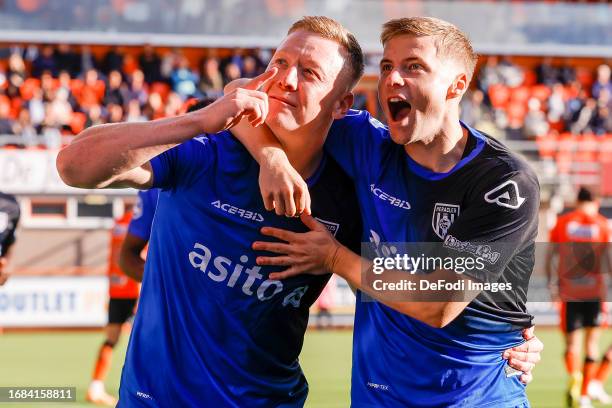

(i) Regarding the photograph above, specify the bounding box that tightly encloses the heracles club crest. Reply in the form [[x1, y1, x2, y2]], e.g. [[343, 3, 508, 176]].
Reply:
[[432, 203, 460, 239]]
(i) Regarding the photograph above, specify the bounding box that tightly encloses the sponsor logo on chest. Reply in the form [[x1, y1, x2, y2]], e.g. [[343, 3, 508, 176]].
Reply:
[[188, 242, 309, 307], [211, 200, 264, 223]]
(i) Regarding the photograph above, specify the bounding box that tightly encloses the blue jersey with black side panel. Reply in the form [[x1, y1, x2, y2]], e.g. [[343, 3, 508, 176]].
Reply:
[[325, 110, 539, 408], [118, 132, 361, 408], [127, 189, 159, 240]]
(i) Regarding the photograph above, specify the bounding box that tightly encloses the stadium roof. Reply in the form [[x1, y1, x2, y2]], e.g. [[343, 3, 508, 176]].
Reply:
[[0, 0, 610, 57]]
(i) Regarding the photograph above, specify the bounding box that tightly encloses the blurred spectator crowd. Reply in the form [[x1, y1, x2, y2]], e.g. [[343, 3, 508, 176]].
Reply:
[[0, 43, 611, 153], [0, 44, 268, 147], [460, 56, 612, 140]]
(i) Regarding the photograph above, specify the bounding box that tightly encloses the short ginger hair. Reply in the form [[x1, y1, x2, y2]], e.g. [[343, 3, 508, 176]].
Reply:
[[381, 17, 478, 82], [288, 16, 364, 89]]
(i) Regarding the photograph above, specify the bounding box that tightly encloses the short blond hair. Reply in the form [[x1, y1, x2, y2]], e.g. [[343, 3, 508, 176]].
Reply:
[[288, 16, 364, 89], [381, 17, 478, 82]]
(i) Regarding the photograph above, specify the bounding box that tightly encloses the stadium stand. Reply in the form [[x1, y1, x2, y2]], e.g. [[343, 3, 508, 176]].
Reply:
[[0, 43, 610, 201], [0, 44, 270, 148]]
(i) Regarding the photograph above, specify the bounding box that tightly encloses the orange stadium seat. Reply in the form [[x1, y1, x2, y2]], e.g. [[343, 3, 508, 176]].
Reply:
[[510, 86, 531, 105], [506, 101, 527, 127], [573, 133, 598, 163], [150, 82, 171, 101], [19, 77, 40, 100], [555, 132, 577, 174], [522, 69, 537, 87], [557, 132, 577, 154], [122, 54, 138, 76], [564, 83, 580, 99], [0, 94, 10, 115], [530, 84, 552, 103], [488, 84, 510, 109], [70, 112, 87, 135], [576, 68, 594, 92], [555, 152, 573, 174], [10, 97, 22, 119], [76, 80, 106, 109], [601, 161, 612, 197], [548, 120, 565, 133], [536, 133, 558, 159], [70, 78, 84, 94], [599, 134, 612, 163]]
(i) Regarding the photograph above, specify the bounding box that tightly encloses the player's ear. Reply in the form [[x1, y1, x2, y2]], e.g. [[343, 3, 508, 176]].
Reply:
[[332, 92, 354, 120], [447, 72, 468, 100]]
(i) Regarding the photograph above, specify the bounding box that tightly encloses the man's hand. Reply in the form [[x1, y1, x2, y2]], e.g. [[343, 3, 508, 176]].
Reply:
[[503, 326, 544, 384], [0, 257, 10, 286], [223, 74, 313, 217], [200, 68, 277, 133], [253, 214, 341, 279], [224, 78, 250, 94], [259, 148, 311, 216]]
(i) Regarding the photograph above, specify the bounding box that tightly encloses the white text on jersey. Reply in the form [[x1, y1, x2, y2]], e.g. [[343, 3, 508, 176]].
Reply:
[[189, 242, 284, 301], [211, 200, 264, 222], [370, 184, 410, 210]]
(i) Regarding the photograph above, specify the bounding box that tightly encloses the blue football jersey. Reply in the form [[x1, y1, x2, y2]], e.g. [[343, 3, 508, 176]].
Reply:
[[118, 132, 361, 407], [127, 189, 159, 240], [325, 110, 539, 408]]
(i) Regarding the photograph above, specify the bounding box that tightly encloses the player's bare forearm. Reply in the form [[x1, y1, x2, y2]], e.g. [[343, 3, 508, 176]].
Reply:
[[58, 70, 278, 190], [119, 234, 148, 282], [331, 246, 473, 328], [56, 113, 202, 189], [232, 121, 311, 215], [231, 119, 286, 163], [257, 215, 475, 327]]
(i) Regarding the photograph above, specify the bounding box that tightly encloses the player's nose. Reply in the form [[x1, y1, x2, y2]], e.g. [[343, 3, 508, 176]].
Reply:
[[279, 66, 298, 91], [387, 69, 404, 87]]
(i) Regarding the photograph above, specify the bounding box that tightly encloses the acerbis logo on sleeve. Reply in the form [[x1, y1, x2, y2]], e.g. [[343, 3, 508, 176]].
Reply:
[[484, 180, 526, 209]]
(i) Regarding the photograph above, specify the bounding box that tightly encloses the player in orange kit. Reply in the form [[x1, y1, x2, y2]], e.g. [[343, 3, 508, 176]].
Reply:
[[86, 211, 139, 406], [546, 186, 611, 408], [588, 344, 612, 406], [86, 188, 158, 405]]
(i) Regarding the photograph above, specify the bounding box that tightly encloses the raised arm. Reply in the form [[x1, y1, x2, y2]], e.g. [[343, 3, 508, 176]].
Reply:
[[57, 70, 277, 190]]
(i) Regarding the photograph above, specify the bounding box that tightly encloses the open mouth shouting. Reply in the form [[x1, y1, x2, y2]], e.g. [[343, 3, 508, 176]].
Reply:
[[387, 96, 411, 123]]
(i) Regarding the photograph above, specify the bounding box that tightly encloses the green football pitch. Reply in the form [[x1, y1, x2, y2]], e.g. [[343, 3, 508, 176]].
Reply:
[[0, 328, 611, 407]]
